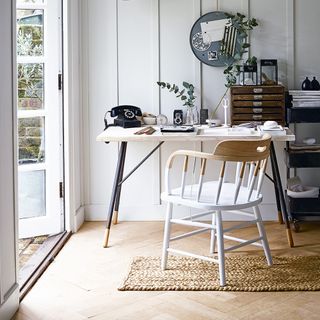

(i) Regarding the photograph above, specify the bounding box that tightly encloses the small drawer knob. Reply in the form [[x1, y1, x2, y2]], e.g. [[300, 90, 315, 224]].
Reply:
[[253, 95, 263, 100], [253, 88, 263, 93]]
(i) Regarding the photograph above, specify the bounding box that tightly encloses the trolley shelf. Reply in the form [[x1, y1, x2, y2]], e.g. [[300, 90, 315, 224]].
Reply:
[[286, 194, 320, 216], [285, 150, 320, 168], [287, 106, 320, 123]]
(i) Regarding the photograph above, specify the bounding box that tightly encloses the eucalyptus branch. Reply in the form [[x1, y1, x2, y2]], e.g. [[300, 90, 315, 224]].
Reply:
[[157, 81, 196, 108], [220, 13, 259, 88]]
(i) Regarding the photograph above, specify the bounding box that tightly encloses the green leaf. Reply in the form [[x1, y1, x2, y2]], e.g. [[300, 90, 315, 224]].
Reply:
[[166, 83, 171, 89], [234, 53, 241, 60], [181, 96, 187, 100], [242, 43, 250, 48], [174, 87, 179, 94], [182, 81, 190, 89]]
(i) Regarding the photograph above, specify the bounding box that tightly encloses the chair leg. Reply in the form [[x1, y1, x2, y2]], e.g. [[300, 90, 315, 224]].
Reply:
[[215, 210, 226, 286], [161, 203, 173, 270], [210, 212, 216, 254], [253, 206, 273, 266]]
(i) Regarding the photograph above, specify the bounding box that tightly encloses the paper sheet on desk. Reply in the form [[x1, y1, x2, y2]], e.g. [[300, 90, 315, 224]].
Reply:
[[199, 127, 260, 136], [200, 19, 229, 43]]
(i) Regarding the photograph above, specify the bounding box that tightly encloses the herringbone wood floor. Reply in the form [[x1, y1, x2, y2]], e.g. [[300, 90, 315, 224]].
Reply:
[[15, 221, 320, 320]]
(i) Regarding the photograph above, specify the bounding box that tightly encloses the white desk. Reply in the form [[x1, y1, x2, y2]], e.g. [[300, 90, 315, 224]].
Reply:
[[97, 125, 295, 143], [97, 125, 295, 248]]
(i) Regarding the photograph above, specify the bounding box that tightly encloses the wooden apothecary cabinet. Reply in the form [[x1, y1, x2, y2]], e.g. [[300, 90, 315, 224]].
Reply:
[[231, 85, 285, 125]]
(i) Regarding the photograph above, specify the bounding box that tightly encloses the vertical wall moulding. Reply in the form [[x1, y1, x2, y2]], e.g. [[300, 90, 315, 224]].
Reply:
[[152, 0, 161, 205], [116, 0, 120, 157], [193, 0, 202, 109], [286, 0, 295, 89], [242, 0, 250, 57], [81, 0, 91, 207]]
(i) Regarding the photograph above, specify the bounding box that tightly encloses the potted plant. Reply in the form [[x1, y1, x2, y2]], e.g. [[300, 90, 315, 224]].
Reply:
[[157, 81, 198, 125]]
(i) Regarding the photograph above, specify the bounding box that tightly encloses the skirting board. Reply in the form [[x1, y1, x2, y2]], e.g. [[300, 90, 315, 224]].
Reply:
[[84, 203, 279, 222], [74, 206, 85, 232]]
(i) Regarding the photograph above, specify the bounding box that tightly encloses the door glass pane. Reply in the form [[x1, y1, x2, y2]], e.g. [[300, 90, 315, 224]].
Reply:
[[18, 170, 46, 219], [17, 0, 44, 3], [18, 63, 44, 110], [17, 9, 44, 56], [18, 117, 45, 164]]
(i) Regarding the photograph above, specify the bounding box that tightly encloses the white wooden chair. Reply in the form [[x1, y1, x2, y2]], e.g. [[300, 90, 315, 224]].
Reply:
[[161, 134, 273, 286]]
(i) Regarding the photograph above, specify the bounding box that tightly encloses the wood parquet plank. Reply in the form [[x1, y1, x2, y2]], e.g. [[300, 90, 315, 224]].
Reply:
[[15, 221, 320, 320]]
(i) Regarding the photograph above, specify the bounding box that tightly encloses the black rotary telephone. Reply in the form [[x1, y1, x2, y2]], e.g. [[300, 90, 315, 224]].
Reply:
[[104, 105, 142, 130]]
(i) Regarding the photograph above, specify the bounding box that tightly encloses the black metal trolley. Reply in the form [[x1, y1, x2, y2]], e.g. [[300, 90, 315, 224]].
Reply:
[[285, 102, 320, 231]]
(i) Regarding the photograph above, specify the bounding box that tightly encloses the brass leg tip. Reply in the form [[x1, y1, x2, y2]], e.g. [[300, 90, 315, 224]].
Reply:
[[278, 211, 284, 224], [103, 229, 110, 248], [286, 228, 294, 247], [113, 211, 118, 225]]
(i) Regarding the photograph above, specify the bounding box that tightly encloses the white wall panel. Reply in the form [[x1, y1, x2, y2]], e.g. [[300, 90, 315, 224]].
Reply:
[[86, 0, 119, 212], [250, 0, 289, 87], [294, 0, 320, 185], [159, 0, 202, 196], [83, 0, 320, 221], [117, 0, 159, 207]]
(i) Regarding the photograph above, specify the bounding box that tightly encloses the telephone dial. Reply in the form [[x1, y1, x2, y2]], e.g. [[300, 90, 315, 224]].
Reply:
[[104, 105, 142, 129]]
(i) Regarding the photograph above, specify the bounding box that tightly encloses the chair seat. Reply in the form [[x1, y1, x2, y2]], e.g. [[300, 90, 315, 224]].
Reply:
[[161, 181, 262, 210]]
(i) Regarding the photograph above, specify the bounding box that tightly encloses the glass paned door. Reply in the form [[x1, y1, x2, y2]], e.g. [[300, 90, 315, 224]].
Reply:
[[17, 0, 63, 238]]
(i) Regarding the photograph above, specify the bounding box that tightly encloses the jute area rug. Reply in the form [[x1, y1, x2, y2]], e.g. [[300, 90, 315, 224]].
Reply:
[[119, 255, 320, 291]]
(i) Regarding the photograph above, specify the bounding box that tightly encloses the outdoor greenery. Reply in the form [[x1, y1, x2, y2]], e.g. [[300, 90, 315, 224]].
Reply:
[[17, 10, 44, 162], [17, 11, 44, 111], [157, 81, 196, 108], [18, 117, 44, 163], [17, 25, 43, 56]]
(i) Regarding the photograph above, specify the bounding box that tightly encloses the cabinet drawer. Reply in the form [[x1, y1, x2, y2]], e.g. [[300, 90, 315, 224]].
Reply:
[[232, 114, 284, 121], [232, 107, 283, 114], [231, 86, 284, 94], [233, 100, 283, 107], [233, 94, 283, 101]]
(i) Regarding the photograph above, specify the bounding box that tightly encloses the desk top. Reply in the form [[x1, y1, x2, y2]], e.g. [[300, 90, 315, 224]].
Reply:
[[97, 126, 295, 143]]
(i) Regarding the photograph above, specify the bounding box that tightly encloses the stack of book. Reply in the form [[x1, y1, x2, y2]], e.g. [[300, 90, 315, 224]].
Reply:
[[289, 90, 320, 108]]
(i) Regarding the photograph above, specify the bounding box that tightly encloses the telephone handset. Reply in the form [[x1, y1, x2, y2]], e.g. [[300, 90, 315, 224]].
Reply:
[[104, 105, 142, 130], [110, 105, 142, 119]]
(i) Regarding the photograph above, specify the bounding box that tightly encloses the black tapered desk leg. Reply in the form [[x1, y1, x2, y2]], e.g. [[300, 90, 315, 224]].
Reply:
[[270, 141, 294, 247], [103, 141, 127, 247], [270, 156, 284, 225], [113, 145, 126, 225]]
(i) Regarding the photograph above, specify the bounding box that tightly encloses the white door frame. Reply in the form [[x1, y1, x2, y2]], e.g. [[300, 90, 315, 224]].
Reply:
[[17, 0, 64, 238], [62, 0, 85, 233], [0, 0, 19, 318]]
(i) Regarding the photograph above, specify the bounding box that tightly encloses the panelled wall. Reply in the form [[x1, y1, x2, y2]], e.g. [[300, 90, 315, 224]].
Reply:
[[82, 0, 320, 221]]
